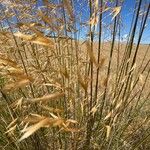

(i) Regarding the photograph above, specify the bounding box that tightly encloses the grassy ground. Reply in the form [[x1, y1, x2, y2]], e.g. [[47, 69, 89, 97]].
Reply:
[[0, 0, 150, 150]]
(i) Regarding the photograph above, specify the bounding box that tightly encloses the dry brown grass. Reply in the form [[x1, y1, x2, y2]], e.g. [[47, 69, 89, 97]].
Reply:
[[0, 0, 150, 150]]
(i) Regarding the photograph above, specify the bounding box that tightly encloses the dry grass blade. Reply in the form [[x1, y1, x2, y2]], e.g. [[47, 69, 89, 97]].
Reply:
[[5, 124, 17, 134], [6, 118, 18, 129], [2, 78, 31, 92], [106, 125, 111, 141], [104, 111, 113, 120], [24, 115, 47, 124], [43, 0, 61, 9], [66, 119, 78, 124], [95, 0, 99, 11], [14, 32, 35, 41], [38, 10, 52, 25], [86, 41, 98, 67], [17, 22, 43, 28], [10, 97, 23, 110], [51, 118, 64, 127], [7, 68, 24, 76], [20, 116, 66, 141], [32, 36, 54, 47], [29, 92, 65, 103], [0, 57, 18, 68], [49, 113, 59, 119], [139, 74, 144, 85], [112, 113, 119, 126], [43, 83, 63, 90], [38, 10, 59, 31], [8, 72, 29, 80], [89, 14, 99, 27], [102, 7, 110, 13], [14, 32, 54, 47], [60, 66, 69, 78], [17, 22, 44, 37], [112, 6, 121, 20], [90, 106, 98, 116], [63, 0, 74, 20], [59, 119, 80, 133], [115, 100, 122, 109], [77, 71, 88, 91], [19, 118, 49, 142]]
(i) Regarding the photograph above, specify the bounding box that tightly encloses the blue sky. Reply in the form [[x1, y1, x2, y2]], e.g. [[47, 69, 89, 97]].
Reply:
[[61, 0, 150, 44], [121, 0, 150, 44]]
